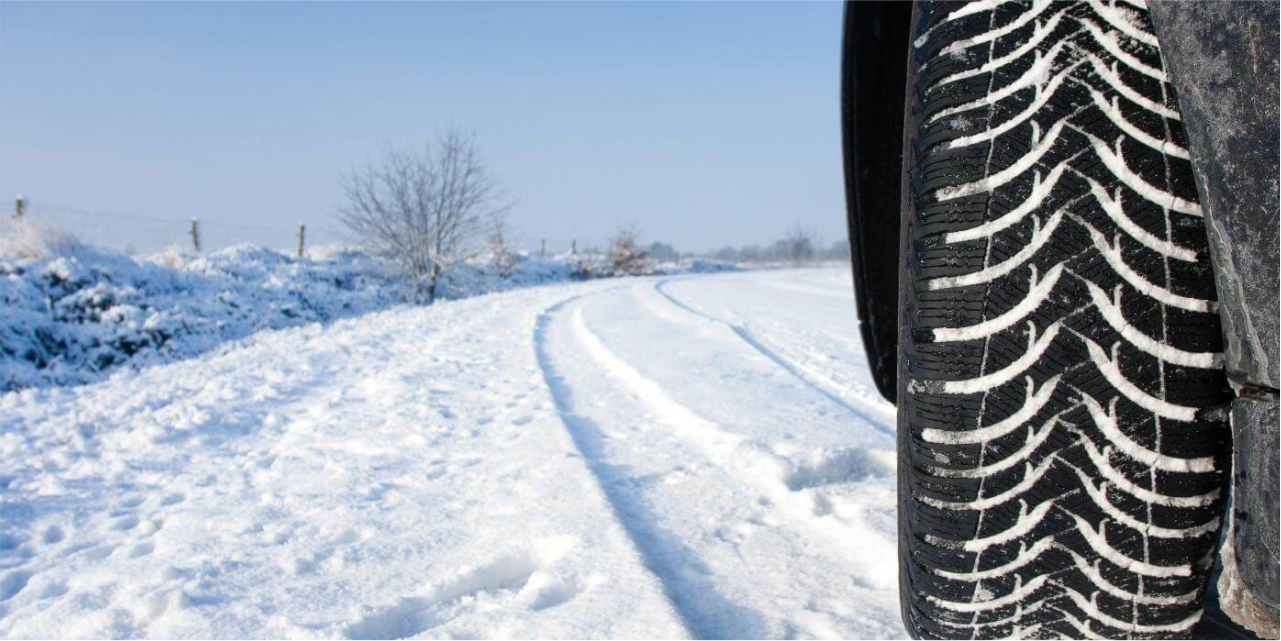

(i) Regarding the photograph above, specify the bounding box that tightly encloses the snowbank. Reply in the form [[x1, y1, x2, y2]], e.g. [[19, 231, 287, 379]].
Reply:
[[0, 230, 737, 392], [0, 243, 414, 391]]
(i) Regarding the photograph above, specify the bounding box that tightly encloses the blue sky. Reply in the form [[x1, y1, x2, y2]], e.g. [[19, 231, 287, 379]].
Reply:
[[0, 1, 847, 252]]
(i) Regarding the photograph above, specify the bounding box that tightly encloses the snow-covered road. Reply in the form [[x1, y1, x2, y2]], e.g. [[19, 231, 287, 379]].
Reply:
[[0, 269, 905, 639]]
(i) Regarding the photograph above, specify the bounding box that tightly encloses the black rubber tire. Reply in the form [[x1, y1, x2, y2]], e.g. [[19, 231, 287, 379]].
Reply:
[[897, 1, 1231, 639]]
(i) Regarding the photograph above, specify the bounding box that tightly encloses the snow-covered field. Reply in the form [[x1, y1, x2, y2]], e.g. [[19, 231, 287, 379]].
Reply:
[[0, 269, 904, 639]]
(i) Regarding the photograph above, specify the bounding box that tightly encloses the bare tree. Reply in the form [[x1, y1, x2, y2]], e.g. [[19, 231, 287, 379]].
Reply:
[[338, 131, 508, 301], [783, 225, 816, 264], [487, 210, 521, 278], [606, 224, 654, 276]]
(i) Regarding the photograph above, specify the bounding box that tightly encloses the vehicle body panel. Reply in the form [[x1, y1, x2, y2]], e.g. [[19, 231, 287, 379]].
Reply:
[[1150, 2, 1280, 633]]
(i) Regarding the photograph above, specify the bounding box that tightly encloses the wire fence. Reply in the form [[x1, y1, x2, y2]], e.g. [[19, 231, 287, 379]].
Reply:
[[7, 196, 604, 259], [8, 197, 349, 256], [519, 237, 600, 257]]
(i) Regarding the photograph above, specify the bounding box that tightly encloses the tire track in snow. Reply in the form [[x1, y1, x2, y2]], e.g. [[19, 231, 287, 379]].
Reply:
[[533, 292, 755, 639], [652, 279, 895, 437], [753, 278, 854, 300], [562, 291, 904, 637], [7, 287, 677, 639]]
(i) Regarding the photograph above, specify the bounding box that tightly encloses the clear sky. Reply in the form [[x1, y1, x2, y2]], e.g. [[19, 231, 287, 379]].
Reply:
[[0, 1, 847, 253]]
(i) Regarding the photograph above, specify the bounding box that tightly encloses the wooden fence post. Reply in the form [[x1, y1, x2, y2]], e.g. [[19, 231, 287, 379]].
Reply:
[[297, 224, 306, 258], [190, 218, 201, 252], [14, 195, 24, 220]]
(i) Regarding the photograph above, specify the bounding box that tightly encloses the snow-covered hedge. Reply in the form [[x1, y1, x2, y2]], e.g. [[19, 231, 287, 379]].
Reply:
[[0, 226, 737, 392], [0, 243, 416, 391]]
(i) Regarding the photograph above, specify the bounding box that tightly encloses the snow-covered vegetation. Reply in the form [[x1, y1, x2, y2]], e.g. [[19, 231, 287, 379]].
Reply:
[[0, 219, 734, 392], [337, 132, 510, 301], [603, 225, 656, 276]]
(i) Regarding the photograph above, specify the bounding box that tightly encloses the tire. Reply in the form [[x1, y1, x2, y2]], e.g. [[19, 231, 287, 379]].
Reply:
[[897, 1, 1231, 639]]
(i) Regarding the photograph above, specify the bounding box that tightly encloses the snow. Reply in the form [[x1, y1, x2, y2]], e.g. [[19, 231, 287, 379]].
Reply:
[[0, 268, 902, 639], [0, 244, 408, 392], [0, 231, 737, 392]]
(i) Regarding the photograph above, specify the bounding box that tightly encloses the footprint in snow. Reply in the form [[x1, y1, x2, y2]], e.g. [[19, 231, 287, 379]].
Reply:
[[782, 447, 894, 491], [110, 515, 140, 531], [359, 482, 401, 503], [451, 456, 482, 469], [424, 461, 448, 481], [41, 525, 66, 545], [342, 538, 579, 640], [812, 494, 835, 517], [343, 553, 541, 639], [84, 544, 118, 561], [0, 533, 28, 551], [330, 528, 365, 547], [0, 570, 32, 602], [526, 573, 583, 611], [39, 579, 69, 599]]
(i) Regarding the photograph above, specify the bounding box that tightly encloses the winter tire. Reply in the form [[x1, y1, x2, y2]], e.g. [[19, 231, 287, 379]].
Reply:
[[897, 1, 1231, 639]]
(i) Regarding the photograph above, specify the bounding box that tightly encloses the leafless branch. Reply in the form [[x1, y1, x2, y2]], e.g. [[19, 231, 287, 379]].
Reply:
[[337, 130, 509, 301]]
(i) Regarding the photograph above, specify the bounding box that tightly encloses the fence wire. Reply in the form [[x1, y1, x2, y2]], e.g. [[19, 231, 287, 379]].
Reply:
[[10, 199, 349, 255], [8, 198, 609, 260]]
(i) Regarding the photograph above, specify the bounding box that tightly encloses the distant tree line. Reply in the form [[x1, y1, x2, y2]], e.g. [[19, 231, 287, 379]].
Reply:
[[638, 225, 851, 266], [705, 226, 851, 264]]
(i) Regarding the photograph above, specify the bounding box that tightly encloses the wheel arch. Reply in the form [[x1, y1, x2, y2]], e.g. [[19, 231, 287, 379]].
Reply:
[[840, 0, 913, 404], [1149, 3, 1280, 634]]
